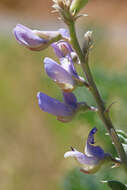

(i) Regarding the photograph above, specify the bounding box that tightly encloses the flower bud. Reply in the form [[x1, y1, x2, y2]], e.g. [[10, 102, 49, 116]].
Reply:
[[83, 30, 93, 52], [70, 0, 88, 15]]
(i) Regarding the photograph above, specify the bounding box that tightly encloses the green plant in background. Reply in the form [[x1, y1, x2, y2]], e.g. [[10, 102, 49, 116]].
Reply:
[[13, 0, 127, 189]]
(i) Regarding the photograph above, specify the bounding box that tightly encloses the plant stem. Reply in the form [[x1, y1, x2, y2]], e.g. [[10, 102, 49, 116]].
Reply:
[[67, 21, 127, 172]]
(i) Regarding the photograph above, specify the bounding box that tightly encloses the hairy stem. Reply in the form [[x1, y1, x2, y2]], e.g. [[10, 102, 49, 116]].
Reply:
[[67, 21, 127, 172]]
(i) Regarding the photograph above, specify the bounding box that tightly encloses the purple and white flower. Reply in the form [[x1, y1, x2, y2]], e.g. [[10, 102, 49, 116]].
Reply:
[[52, 40, 80, 64], [44, 55, 85, 92], [13, 24, 68, 51], [64, 127, 114, 174], [37, 92, 78, 122], [37, 92, 93, 122]]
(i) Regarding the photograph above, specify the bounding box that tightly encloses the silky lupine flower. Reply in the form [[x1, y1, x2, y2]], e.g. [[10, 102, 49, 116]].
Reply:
[[37, 92, 95, 122], [64, 128, 115, 174], [44, 41, 87, 92], [52, 41, 80, 64], [13, 24, 68, 51], [52, 41, 73, 58], [44, 56, 86, 92], [37, 91, 77, 122], [51, 27, 72, 56]]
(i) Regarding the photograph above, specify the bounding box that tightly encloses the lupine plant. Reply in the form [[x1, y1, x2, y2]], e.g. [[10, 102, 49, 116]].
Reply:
[[13, 0, 127, 189]]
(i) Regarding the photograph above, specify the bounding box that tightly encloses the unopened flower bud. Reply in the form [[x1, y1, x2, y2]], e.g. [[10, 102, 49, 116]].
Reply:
[[83, 30, 93, 53], [70, 52, 80, 64], [70, 0, 88, 15], [57, 0, 65, 9]]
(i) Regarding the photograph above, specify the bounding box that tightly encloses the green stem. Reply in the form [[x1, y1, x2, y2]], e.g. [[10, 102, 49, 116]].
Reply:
[[68, 21, 127, 172]]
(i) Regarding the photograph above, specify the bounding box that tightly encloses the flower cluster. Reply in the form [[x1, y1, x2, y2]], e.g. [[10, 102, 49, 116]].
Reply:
[[13, 17, 117, 174], [13, 23, 95, 122]]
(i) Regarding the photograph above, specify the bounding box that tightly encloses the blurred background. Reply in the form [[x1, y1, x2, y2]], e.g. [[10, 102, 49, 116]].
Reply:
[[0, 0, 127, 190]]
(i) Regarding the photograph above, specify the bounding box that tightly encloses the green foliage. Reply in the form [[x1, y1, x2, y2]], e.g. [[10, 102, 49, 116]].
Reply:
[[105, 180, 127, 190], [62, 168, 108, 190], [116, 130, 127, 144]]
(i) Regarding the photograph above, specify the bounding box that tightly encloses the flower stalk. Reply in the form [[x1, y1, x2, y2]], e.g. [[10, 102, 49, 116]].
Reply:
[[67, 20, 127, 172]]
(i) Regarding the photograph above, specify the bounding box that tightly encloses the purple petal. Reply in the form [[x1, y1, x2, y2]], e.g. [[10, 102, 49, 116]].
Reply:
[[60, 57, 79, 79], [37, 92, 74, 117], [13, 24, 48, 50], [44, 57, 75, 91], [51, 43, 64, 58], [63, 92, 77, 108], [64, 150, 99, 165], [52, 41, 73, 58], [59, 28, 70, 39], [85, 128, 105, 159], [87, 127, 97, 144]]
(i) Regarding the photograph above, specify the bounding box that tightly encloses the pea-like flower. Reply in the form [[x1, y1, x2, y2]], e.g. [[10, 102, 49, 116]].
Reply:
[[13, 24, 68, 51], [37, 92, 95, 122], [44, 55, 87, 92], [64, 128, 116, 174], [52, 41, 80, 64]]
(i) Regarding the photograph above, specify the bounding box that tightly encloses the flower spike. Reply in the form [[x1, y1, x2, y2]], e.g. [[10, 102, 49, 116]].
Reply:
[[64, 128, 117, 174]]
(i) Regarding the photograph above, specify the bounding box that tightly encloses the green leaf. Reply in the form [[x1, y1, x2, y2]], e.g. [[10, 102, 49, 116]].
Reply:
[[116, 130, 127, 144], [106, 180, 127, 190], [123, 144, 127, 154]]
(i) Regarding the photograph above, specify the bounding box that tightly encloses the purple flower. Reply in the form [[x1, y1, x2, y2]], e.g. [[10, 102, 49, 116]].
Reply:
[[44, 56, 85, 92], [52, 41, 73, 58], [44, 57, 75, 92], [13, 24, 68, 51], [37, 92, 78, 122], [52, 41, 80, 64], [64, 128, 114, 174], [37, 92, 93, 122]]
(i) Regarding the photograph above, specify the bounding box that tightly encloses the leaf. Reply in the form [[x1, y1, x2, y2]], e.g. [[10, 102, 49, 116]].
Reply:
[[116, 130, 127, 144], [106, 180, 127, 190]]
